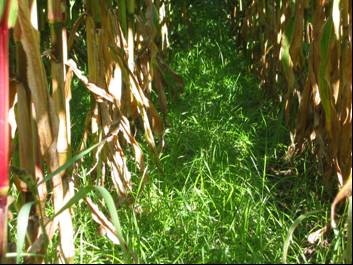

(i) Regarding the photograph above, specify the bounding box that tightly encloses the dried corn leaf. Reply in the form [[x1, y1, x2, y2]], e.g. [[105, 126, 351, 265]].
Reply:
[[318, 18, 335, 137], [86, 197, 121, 245], [66, 59, 115, 103], [16, 1, 53, 157]]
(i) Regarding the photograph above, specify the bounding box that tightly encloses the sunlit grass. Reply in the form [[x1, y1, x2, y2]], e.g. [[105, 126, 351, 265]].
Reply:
[[68, 19, 345, 262]]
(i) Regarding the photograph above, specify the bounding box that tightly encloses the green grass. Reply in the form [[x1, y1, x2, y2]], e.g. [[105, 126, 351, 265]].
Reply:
[[8, 2, 348, 264], [66, 4, 346, 263]]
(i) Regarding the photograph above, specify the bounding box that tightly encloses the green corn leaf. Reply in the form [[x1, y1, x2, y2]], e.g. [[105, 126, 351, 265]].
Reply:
[[51, 186, 94, 218], [0, 0, 5, 23], [7, 0, 18, 28], [320, 18, 333, 62], [51, 186, 126, 246], [87, 0, 101, 23], [39, 139, 106, 185], [119, 0, 127, 36], [152, 3, 159, 29], [127, 0, 135, 15], [16, 202, 35, 264], [50, 185, 133, 261], [282, 210, 320, 264], [285, 14, 296, 44], [0, 0, 17, 28], [94, 186, 124, 242]]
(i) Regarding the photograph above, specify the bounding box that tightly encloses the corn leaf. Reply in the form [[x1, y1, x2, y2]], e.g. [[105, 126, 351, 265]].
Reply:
[[7, 0, 17, 28], [16, 202, 35, 264], [50, 185, 135, 262], [0, 1, 4, 22]]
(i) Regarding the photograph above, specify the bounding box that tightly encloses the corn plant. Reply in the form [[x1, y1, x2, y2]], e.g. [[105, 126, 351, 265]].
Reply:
[[0, 0, 17, 261], [230, 0, 352, 190], [0, 0, 182, 263], [229, 0, 351, 261]]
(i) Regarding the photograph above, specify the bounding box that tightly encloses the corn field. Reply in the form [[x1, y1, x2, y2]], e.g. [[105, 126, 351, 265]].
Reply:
[[228, 1, 352, 260], [229, 0, 352, 188], [0, 0, 352, 263]]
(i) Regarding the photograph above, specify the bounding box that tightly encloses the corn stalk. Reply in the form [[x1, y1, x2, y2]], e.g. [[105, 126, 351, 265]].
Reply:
[[47, 0, 74, 262]]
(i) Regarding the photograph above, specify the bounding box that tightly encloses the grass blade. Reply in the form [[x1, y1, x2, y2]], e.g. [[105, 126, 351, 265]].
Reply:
[[282, 210, 320, 264], [51, 186, 94, 219], [40, 139, 107, 185], [93, 186, 137, 262], [16, 201, 35, 264]]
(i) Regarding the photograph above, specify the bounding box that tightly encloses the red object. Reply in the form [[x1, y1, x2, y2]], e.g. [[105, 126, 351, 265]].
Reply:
[[0, 5, 10, 257], [0, 11, 9, 195]]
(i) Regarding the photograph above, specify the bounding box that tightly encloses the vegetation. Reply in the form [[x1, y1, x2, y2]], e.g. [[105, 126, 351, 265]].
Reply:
[[0, 0, 351, 264], [228, 0, 352, 189]]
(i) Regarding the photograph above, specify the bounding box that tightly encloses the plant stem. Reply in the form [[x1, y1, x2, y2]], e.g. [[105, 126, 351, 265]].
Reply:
[[0, 10, 10, 261]]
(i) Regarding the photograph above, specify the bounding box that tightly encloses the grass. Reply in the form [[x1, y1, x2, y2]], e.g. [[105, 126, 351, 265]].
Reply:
[[66, 4, 346, 264], [8, 2, 348, 264]]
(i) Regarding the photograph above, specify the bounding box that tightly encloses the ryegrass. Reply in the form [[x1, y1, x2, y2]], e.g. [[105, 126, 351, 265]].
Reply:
[[8, 2, 348, 264]]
